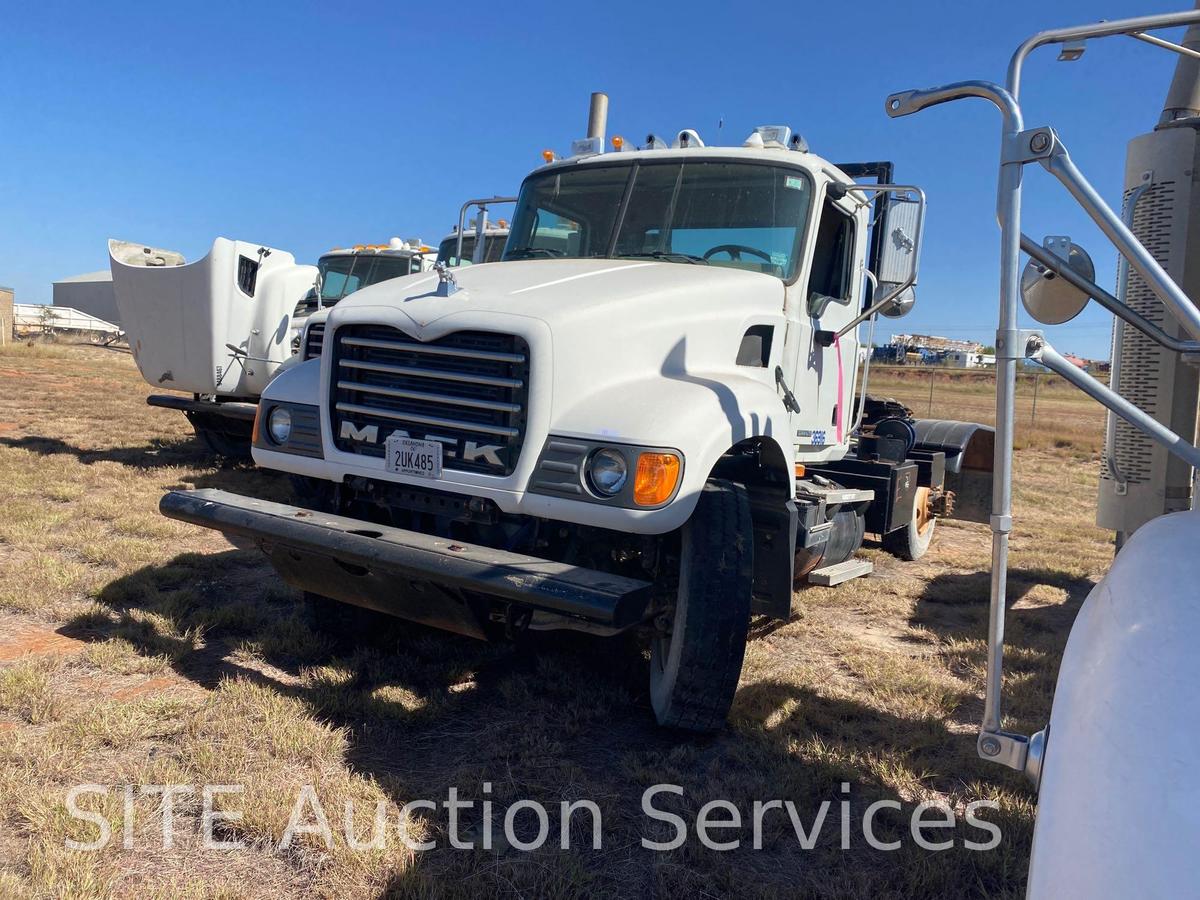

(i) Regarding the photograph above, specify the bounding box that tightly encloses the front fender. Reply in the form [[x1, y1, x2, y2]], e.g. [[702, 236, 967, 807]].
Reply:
[[258, 356, 320, 406], [1027, 509, 1200, 899], [549, 370, 796, 531]]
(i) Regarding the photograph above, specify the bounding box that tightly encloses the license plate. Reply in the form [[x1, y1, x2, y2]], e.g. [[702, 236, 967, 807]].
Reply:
[[385, 436, 442, 479]]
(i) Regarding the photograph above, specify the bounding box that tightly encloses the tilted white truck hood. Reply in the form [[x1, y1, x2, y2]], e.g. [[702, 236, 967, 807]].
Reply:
[[265, 258, 794, 533]]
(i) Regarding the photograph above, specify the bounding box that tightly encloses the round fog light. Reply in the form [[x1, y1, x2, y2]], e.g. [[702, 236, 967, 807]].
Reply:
[[267, 406, 292, 445], [588, 448, 628, 496]]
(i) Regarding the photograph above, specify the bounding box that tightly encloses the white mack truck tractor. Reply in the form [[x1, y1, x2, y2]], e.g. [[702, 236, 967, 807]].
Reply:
[[110, 236, 433, 457], [159, 98, 994, 732]]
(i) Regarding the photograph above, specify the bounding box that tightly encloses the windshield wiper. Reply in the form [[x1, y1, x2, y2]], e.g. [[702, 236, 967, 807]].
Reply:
[[617, 251, 709, 265], [506, 247, 565, 259]]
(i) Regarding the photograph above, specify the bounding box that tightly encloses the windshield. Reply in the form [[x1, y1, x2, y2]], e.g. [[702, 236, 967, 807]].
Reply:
[[435, 233, 507, 267], [317, 253, 421, 304], [503, 160, 814, 279]]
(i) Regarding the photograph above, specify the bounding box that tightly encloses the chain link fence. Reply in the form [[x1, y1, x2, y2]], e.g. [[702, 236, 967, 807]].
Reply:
[[868, 365, 1108, 453]]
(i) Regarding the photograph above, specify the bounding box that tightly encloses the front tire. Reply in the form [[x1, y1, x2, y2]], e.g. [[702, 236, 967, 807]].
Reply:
[[650, 479, 753, 733]]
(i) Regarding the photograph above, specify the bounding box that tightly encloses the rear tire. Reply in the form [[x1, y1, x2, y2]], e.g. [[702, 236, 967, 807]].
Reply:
[[883, 486, 936, 561], [650, 479, 753, 733]]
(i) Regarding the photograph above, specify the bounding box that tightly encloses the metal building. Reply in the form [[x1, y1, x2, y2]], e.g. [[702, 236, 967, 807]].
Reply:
[[52, 270, 119, 326]]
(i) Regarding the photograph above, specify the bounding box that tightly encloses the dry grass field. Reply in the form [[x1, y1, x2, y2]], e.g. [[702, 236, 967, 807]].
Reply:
[[0, 343, 1115, 899]]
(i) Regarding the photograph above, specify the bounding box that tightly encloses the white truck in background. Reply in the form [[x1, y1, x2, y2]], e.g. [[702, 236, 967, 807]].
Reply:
[[161, 96, 993, 733], [110, 236, 433, 457], [294, 203, 512, 365]]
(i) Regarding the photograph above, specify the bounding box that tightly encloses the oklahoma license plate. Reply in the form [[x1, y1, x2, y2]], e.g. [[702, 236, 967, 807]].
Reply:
[[385, 436, 443, 479]]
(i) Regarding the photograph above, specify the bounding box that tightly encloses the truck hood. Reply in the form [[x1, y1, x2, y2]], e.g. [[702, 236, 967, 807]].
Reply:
[[328, 257, 785, 335], [323, 257, 789, 453]]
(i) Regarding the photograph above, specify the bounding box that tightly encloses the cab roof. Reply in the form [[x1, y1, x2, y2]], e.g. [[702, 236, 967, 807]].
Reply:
[[530, 125, 852, 186]]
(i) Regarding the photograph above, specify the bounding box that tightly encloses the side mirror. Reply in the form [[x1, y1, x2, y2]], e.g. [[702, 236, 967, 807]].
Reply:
[[1020, 236, 1094, 325], [880, 286, 916, 318], [875, 194, 923, 290], [865, 190, 923, 320]]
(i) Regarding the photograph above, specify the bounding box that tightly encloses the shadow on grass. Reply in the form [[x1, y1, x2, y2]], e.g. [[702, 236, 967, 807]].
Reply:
[[53, 546, 1036, 898], [0, 432, 293, 500], [912, 567, 1092, 646], [913, 567, 1093, 739], [1, 433, 228, 470]]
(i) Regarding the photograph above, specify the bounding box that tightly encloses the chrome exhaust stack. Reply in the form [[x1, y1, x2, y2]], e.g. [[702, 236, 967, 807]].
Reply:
[[587, 92, 609, 145]]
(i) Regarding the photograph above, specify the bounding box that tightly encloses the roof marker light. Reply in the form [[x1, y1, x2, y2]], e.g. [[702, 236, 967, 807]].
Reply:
[[542, 149, 557, 163], [754, 125, 792, 148], [611, 135, 624, 150]]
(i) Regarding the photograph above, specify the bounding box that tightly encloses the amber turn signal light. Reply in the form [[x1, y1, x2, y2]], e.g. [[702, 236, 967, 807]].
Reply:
[[633, 452, 681, 506]]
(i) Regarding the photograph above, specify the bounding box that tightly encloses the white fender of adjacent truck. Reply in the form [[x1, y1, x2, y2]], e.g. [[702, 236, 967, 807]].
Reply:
[[109, 237, 317, 397], [1026, 507, 1200, 899]]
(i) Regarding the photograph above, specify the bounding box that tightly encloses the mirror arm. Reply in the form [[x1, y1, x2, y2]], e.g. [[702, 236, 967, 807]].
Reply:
[[818, 279, 912, 346], [1020, 233, 1200, 353]]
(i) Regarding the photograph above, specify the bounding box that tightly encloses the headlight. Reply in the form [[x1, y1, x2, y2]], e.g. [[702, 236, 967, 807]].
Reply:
[[267, 406, 293, 445], [587, 448, 628, 496]]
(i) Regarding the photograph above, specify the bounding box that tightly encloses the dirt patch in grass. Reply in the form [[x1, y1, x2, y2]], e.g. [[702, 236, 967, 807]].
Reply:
[[0, 344, 1113, 897]]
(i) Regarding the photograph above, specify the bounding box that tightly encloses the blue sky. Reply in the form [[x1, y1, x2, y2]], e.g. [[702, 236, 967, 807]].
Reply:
[[0, 0, 1190, 358]]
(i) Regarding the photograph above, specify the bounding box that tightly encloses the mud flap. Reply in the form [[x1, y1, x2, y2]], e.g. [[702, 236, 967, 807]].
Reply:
[[912, 420, 995, 524]]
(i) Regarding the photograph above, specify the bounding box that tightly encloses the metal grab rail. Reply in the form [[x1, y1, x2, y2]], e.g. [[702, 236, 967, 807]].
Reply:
[[1019, 234, 1200, 354], [885, 7, 1200, 783], [1038, 136, 1200, 342], [1028, 335, 1200, 471], [454, 196, 517, 265]]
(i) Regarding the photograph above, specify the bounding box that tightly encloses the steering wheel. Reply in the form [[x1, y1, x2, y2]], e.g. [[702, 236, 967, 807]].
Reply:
[[702, 244, 774, 264]]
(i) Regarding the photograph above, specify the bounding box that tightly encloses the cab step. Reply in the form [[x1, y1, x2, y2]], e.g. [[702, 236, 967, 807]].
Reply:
[[807, 558, 874, 586]]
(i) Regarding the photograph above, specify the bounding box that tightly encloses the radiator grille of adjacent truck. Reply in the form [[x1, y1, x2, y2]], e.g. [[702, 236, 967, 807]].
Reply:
[[304, 323, 325, 360], [331, 324, 529, 476]]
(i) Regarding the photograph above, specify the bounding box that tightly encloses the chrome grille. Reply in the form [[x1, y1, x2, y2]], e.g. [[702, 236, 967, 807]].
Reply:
[[332, 324, 529, 475], [304, 322, 325, 360]]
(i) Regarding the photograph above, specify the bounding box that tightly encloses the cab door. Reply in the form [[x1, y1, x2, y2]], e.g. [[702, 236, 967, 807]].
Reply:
[[780, 190, 866, 461]]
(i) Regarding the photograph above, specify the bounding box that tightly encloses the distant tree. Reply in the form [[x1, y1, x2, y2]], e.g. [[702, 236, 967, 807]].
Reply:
[[37, 306, 58, 334], [980, 344, 996, 354]]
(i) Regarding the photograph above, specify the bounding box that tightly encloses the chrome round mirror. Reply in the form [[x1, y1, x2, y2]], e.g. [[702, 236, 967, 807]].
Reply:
[[879, 285, 916, 319], [1021, 239, 1094, 325]]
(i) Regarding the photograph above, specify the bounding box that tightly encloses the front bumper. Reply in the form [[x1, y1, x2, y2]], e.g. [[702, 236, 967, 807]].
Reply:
[[147, 394, 258, 422], [160, 489, 653, 640]]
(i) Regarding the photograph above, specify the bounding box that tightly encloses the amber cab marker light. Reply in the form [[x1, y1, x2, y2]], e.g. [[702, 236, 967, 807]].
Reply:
[[633, 452, 681, 506], [794, 463, 805, 478], [611, 135, 624, 150], [542, 149, 556, 163]]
